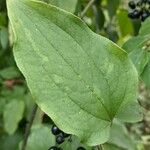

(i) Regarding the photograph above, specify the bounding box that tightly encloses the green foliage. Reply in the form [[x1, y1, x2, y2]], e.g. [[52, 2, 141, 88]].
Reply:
[[7, 0, 142, 146], [0, 0, 150, 149], [107, 121, 136, 150], [38, 0, 78, 13], [123, 18, 150, 89], [107, 0, 120, 19], [26, 125, 55, 150], [3, 100, 25, 135], [0, 131, 22, 150], [117, 9, 134, 37], [0, 66, 21, 79]]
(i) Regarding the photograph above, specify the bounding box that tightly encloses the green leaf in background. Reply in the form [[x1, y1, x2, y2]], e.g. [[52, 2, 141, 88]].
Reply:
[[139, 18, 150, 89], [139, 18, 150, 36], [3, 100, 25, 135], [0, 132, 22, 150], [123, 35, 150, 75], [26, 125, 55, 150], [107, 0, 120, 19], [7, 0, 142, 146], [0, 12, 7, 27], [123, 17, 150, 88], [141, 62, 150, 89], [0, 66, 21, 79], [0, 99, 6, 115], [61, 135, 92, 150], [107, 120, 136, 150], [0, 27, 8, 50], [117, 9, 134, 37]]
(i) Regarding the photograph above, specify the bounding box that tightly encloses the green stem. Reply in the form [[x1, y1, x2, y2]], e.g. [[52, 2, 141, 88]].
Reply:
[[80, 0, 95, 18], [93, 145, 104, 150], [21, 104, 38, 150]]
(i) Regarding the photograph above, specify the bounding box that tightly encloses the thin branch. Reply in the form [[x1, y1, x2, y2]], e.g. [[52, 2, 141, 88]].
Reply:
[[21, 104, 38, 150], [93, 145, 104, 150], [80, 0, 95, 18]]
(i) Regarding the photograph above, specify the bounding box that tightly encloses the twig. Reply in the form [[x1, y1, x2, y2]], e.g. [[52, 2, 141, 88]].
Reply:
[[80, 0, 95, 18], [93, 145, 104, 150], [21, 104, 38, 150]]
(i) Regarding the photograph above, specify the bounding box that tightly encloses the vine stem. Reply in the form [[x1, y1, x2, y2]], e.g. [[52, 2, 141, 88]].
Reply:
[[93, 145, 104, 150], [21, 104, 38, 150], [80, 0, 95, 18]]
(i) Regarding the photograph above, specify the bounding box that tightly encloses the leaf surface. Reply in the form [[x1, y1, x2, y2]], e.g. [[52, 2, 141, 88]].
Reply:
[[123, 18, 150, 88], [3, 100, 25, 135], [7, 0, 142, 145], [26, 125, 55, 150]]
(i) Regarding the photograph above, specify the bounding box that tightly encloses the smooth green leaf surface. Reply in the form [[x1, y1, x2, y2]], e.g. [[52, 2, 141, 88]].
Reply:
[[3, 100, 25, 135], [40, 0, 78, 13], [7, 0, 142, 146], [26, 125, 55, 150]]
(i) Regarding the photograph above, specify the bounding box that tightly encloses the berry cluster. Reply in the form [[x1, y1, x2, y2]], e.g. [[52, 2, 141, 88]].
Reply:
[[128, 0, 150, 21], [48, 125, 86, 150]]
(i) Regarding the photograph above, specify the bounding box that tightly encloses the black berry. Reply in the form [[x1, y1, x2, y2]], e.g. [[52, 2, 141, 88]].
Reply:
[[48, 146, 58, 150], [51, 125, 62, 135], [128, 12, 135, 19], [141, 12, 149, 21], [128, 1, 136, 9], [77, 147, 86, 150], [133, 9, 141, 18], [56, 135, 65, 144]]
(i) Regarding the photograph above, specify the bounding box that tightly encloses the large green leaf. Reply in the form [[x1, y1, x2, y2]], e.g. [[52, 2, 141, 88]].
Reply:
[[7, 0, 142, 146], [40, 0, 78, 13]]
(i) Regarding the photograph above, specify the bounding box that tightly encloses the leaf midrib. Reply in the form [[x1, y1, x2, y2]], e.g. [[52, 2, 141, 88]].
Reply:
[[13, 1, 113, 121]]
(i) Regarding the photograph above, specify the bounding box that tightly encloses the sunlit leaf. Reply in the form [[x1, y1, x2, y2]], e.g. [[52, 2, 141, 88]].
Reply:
[[7, 0, 142, 146]]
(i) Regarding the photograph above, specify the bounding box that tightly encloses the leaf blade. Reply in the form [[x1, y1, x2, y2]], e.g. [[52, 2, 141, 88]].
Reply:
[[7, 0, 142, 145]]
